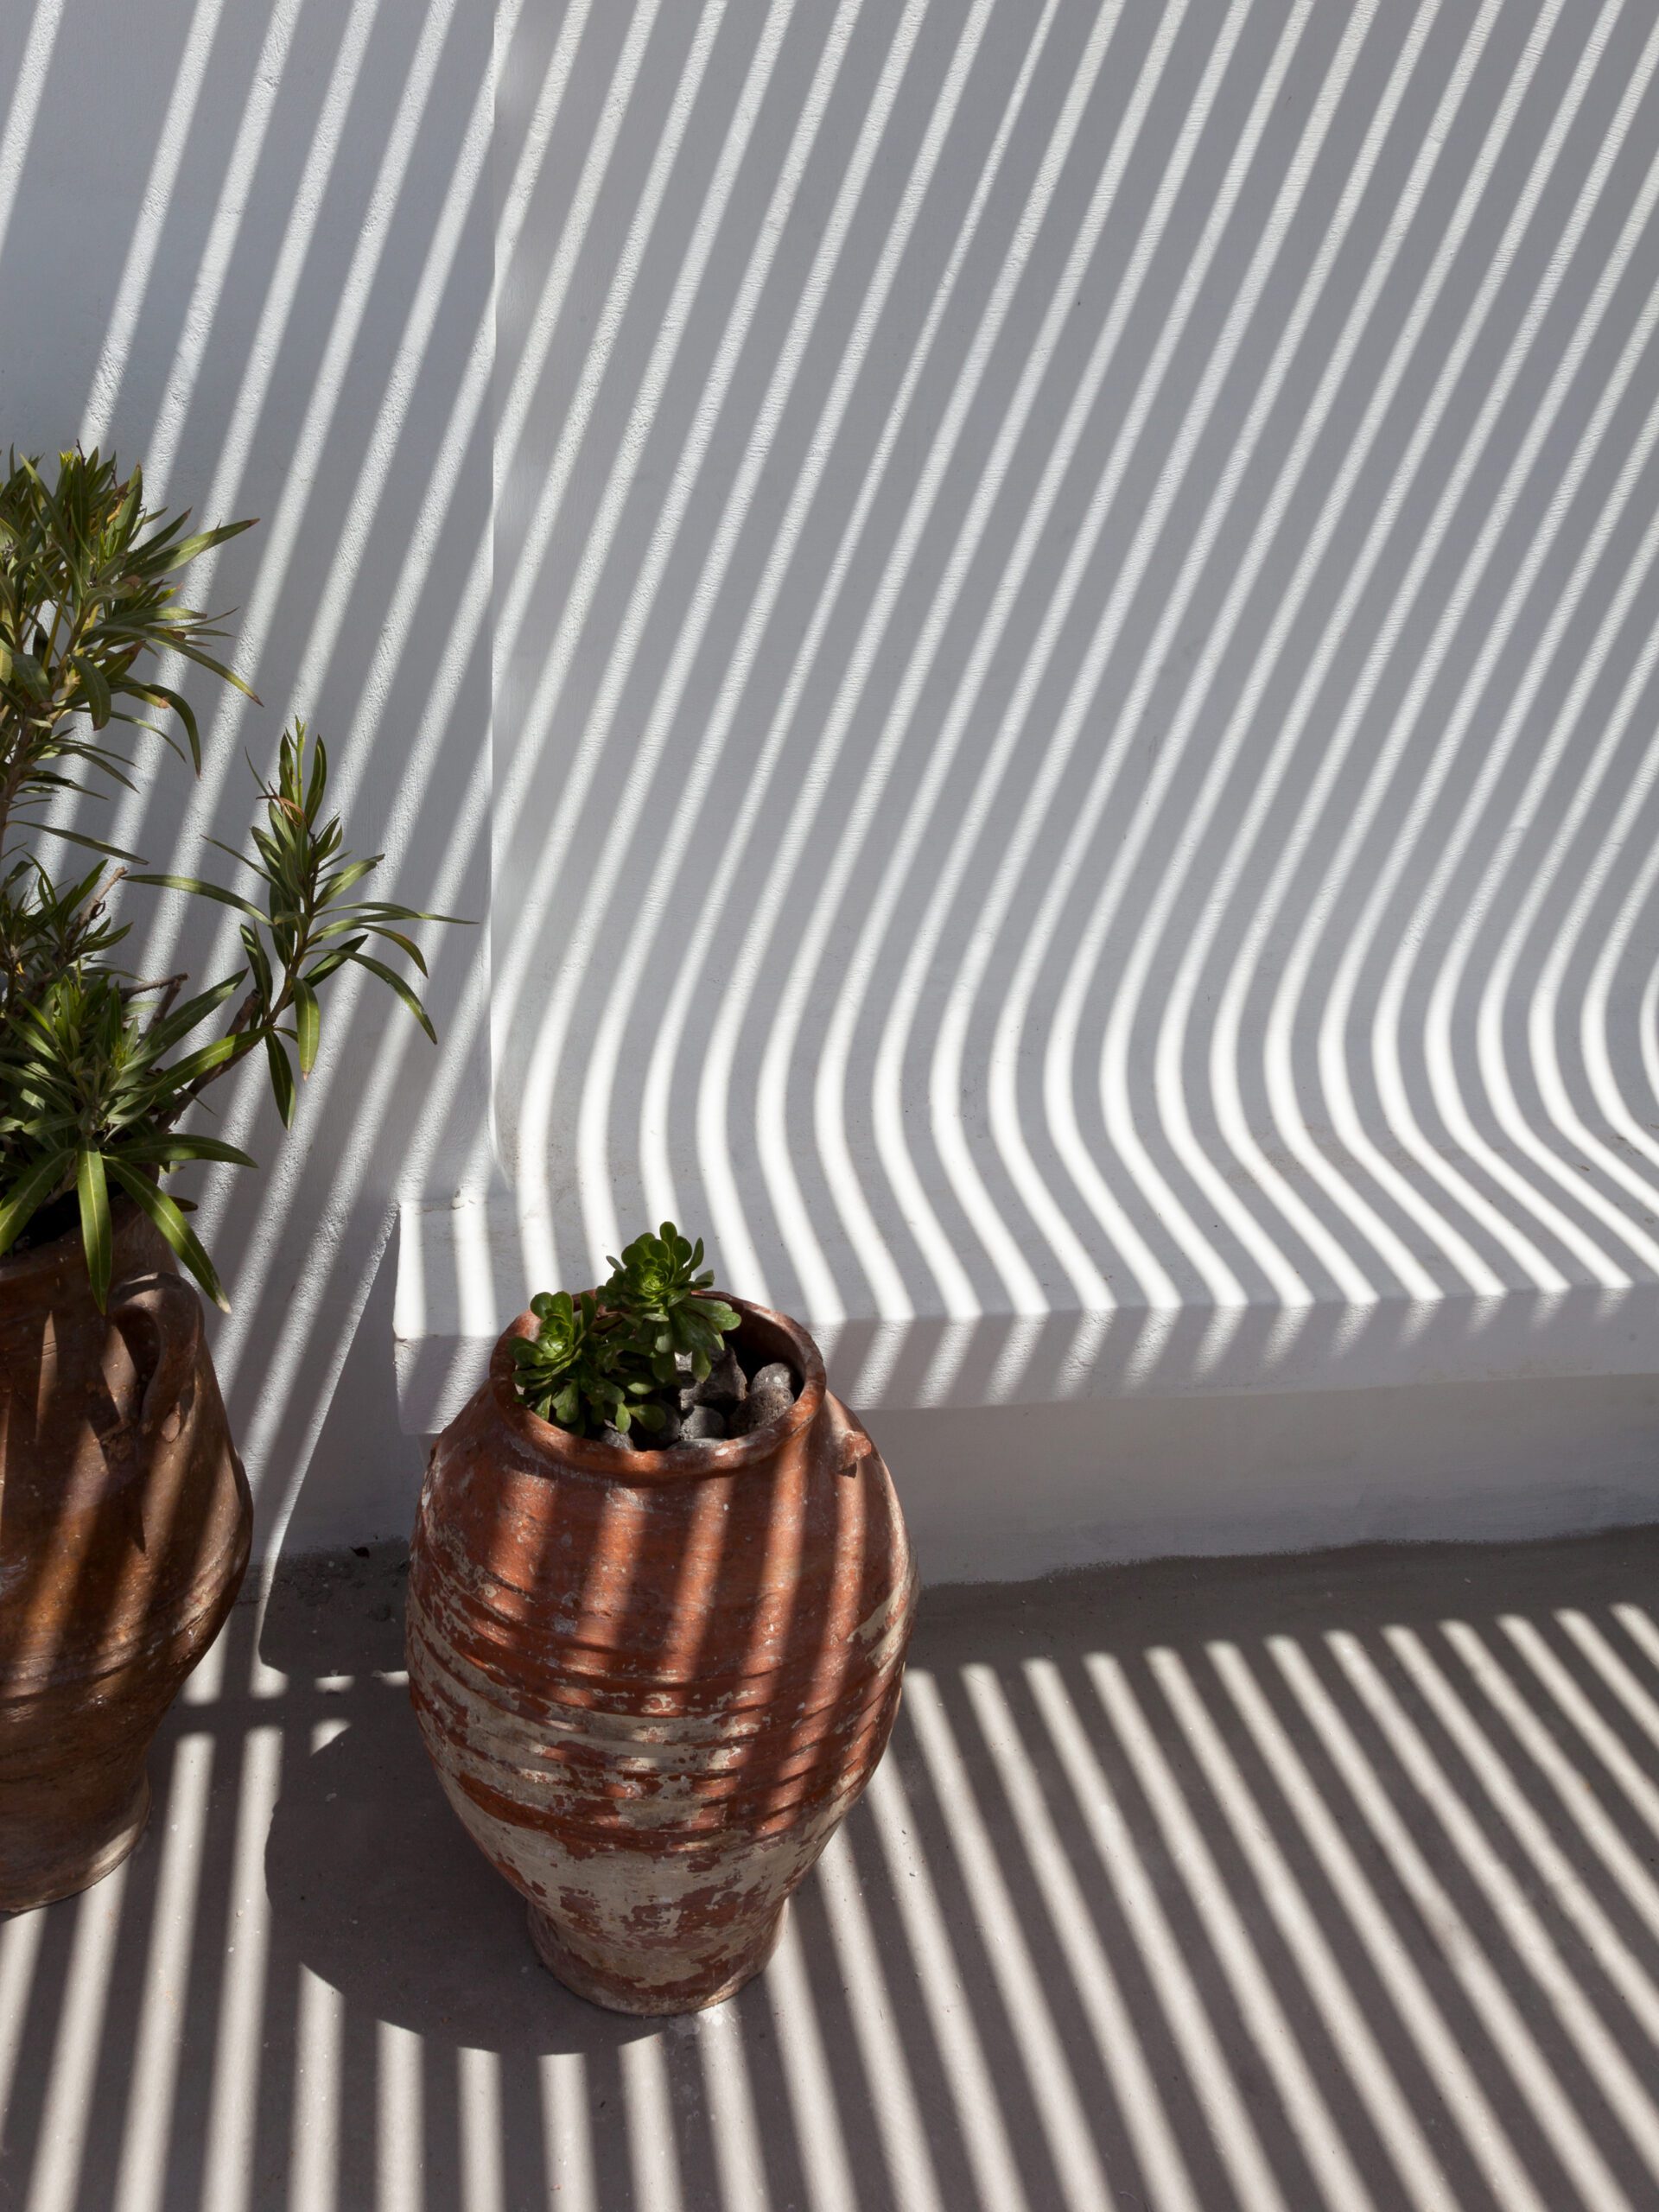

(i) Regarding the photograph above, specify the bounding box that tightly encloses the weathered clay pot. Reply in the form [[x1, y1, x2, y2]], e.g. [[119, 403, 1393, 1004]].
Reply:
[[407, 1297, 917, 2014], [0, 1202, 251, 1910]]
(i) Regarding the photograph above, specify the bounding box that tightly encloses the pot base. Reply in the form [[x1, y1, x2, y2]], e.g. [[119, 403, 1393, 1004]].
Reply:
[[527, 1897, 786, 2016], [0, 1769, 151, 1916]]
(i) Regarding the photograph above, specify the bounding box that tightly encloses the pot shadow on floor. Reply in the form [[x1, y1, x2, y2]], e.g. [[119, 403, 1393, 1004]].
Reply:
[[258, 1543, 650, 2059], [18, 1524, 1659, 2211]]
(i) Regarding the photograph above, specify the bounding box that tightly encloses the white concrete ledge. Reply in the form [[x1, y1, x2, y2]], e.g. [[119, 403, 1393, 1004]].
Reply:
[[394, 1188, 1659, 1438]]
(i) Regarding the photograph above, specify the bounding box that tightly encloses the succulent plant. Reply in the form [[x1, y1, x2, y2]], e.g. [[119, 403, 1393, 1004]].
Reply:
[[510, 1223, 741, 1439]]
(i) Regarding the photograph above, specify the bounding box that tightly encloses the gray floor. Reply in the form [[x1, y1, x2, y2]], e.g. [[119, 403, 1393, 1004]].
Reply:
[[8, 1529, 1659, 2209]]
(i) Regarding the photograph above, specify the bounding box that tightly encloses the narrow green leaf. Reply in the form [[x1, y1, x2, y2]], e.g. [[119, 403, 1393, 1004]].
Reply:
[[316, 856, 381, 906], [165, 1033, 248, 1088], [71, 653, 111, 728], [264, 1032, 296, 1127], [76, 1148, 112, 1310], [154, 515, 257, 572], [0, 1149, 73, 1257], [105, 1160, 230, 1310], [294, 980, 321, 1077], [116, 1135, 258, 1170], [41, 827, 143, 861], [8, 648, 49, 699], [129, 872, 264, 918], [349, 952, 436, 1042], [138, 976, 240, 1057]]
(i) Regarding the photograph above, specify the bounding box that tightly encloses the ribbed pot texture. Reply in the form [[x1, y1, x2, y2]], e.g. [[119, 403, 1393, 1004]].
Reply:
[[0, 1203, 251, 1910], [407, 1298, 917, 2015]]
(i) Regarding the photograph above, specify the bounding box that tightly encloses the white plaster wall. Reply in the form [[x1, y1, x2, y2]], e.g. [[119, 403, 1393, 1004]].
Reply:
[[8, 0, 1659, 1574], [0, 0, 494, 1558], [486, 0, 1659, 1451]]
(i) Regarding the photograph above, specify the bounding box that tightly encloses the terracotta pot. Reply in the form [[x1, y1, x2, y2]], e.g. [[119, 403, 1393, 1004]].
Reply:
[[0, 1202, 251, 1910], [407, 1297, 917, 2014]]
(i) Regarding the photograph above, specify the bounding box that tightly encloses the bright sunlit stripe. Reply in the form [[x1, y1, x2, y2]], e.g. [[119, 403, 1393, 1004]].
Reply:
[[1148, 0, 1625, 1314], [0, 1908, 44, 2144], [200, 1726, 283, 2212], [1555, 1607, 1659, 1767], [134, 0, 309, 490], [104, 0, 385, 865], [124, 0, 462, 956], [501, 0, 958, 1285], [1281, 0, 1650, 1298], [1026, 1658, 1287, 2212], [1402, 1624, 1659, 2056], [539, 2051, 598, 2212], [1348, 7, 1659, 1294], [1314, 1629, 1644, 2205], [1610, 1603, 1659, 1684], [0, 0, 66, 270], [290, 1967, 344, 2212], [25, 1864, 130, 2212], [1089, 1652, 1374, 2210], [697, 2001, 774, 2212], [1268, 1631, 1608, 2209], [79, 0, 228, 452], [607, 0, 1084, 1323], [1209, 1638, 1545, 2210], [621, 2036, 688, 2212], [864, 1749, 1033, 2212], [813, 1824, 948, 2212], [457, 2046, 505, 2212], [1450, 1617, 1659, 1942], [1151, 1648, 1453, 2212], [377, 2021, 426, 2212], [962, 1663, 1198, 2212], [905, 1673, 1116, 2212], [112, 1737, 216, 2212], [761, 1912, 860, 2212]]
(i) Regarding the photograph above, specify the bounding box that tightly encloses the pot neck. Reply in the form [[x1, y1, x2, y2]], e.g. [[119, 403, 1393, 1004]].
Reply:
[[487, 1295, 828, 1485], [0, 1199, 172, 1319]]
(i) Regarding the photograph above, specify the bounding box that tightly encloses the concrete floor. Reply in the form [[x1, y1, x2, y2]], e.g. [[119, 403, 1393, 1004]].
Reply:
[[7, 1530, 1659, 2210]]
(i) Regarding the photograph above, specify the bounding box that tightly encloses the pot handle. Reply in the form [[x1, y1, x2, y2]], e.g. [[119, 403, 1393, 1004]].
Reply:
[[109, 1271, 202, 1444], [835, 1421, 874, 1478]]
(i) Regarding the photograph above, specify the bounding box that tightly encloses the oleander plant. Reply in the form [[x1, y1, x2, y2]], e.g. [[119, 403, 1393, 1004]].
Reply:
[[0, 446, 452, 1310]]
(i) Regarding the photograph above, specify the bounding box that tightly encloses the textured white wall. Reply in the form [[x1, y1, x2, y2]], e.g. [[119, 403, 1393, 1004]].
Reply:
[[9, 0, 1659, 1571], [0, 0, 494, 1555], [484, 0, 1659, 1430]]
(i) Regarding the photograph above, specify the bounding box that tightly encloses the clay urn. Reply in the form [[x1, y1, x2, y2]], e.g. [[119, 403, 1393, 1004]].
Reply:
[[406, 1296, 918, 2014], [0, 1200, 251, 1910]]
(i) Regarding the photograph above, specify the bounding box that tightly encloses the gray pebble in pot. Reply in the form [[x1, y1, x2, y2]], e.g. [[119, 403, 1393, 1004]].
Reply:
[[731, 1363, 797, 1435], [690, 1347, 747, 1413]]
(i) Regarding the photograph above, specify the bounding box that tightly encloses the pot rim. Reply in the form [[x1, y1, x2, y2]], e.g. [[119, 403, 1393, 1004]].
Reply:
[[487, 1293, 828, 1486], [0, 1192, 149, 1294]]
